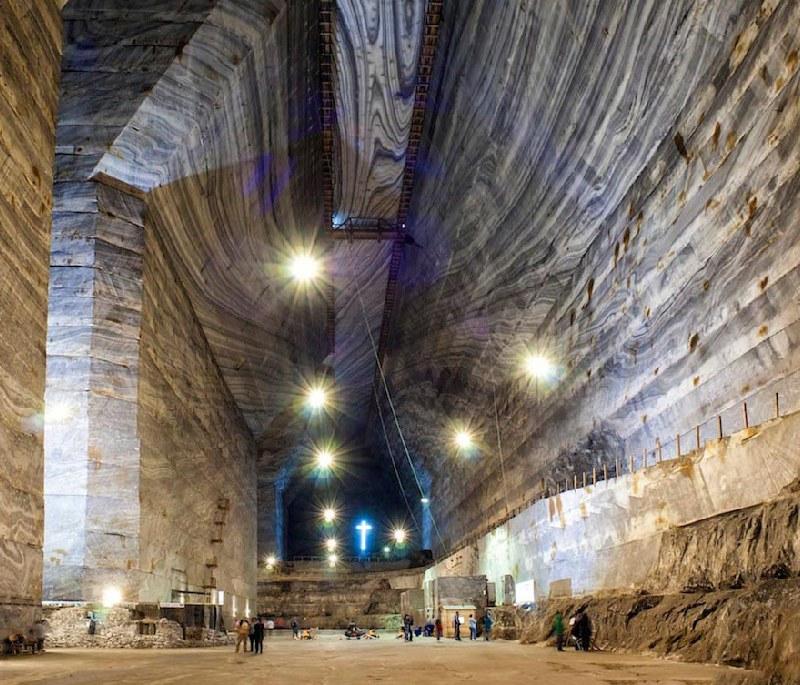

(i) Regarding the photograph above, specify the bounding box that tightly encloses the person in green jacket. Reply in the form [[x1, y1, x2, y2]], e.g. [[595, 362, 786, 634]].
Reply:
[[553, 611, 565, 651]]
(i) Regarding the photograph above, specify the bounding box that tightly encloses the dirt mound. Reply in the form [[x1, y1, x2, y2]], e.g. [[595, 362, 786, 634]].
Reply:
[[521, 579, 800, 684]]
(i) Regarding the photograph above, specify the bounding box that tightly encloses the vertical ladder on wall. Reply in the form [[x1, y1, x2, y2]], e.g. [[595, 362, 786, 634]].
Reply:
[[204, 496, 230, 593]]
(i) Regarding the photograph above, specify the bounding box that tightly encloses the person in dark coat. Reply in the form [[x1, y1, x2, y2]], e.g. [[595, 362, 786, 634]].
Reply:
[[453, 612, 462, 641], [435, 616, 443, 641], [252, 618, 264, 654], [483, 612, 493, 641], [403, 614, 414, 642]]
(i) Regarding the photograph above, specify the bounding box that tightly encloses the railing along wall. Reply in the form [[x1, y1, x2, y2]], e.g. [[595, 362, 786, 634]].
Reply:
[[437, 371, 800, 565]]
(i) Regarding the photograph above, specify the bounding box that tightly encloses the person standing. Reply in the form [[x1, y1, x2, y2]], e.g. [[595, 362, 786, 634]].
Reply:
[[483, 611, 493, 641], [291, 618, 299, 640], [34, 620, 47, 652], [249, 618, 256, 653], [468, 614, 477, 640], [553, 611, 565, 651], [403, 613, 414, 642], [435, 615, 443, 641], [453, 611, 462, 641], [235, 618, 250, 653], [252, 618, 264, 654]]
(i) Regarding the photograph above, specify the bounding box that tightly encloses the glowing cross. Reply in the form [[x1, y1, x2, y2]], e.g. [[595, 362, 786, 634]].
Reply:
[[355, 520, 373, 553]]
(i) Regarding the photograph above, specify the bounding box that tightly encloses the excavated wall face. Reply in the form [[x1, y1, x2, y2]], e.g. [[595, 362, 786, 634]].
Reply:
[[0, 0, 61, 638], [257, 568, 423, 629], [137, 206, 257, 621], [425, 411, 800, 601], [375, 0, 800, 552]]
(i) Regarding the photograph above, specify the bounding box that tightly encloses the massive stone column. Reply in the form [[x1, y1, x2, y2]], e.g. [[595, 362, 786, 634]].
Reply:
[[0, 0, 62, 638], [44, 182, 146, 602]]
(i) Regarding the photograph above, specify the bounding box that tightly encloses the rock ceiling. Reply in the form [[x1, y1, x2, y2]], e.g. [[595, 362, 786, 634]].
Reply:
[[56, 0, 430, 461], [55, 0, 799, 535]]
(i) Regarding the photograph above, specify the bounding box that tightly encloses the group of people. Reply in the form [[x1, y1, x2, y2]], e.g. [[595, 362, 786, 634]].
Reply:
[[2, 620, 47, 656], [552, 610, 593, 651], [400, 611, 494, 642], [233, 617, 274, 654]]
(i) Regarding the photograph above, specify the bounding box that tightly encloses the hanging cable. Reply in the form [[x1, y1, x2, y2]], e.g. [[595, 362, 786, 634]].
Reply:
[[374, 386, 421, 536], [353, 275, 446, 550], [491, 370, 511, 516]]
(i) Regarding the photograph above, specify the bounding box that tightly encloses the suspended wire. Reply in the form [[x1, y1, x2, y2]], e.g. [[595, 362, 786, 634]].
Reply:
[[373, 385, 421, 536], [491, 370, 511, 516], [351, 260, 446, 551]]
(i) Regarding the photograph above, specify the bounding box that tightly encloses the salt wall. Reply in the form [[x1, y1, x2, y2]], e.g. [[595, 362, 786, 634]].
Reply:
[[43, 177, 257, 621], [375, 0, 800, 552], [0, 1, 62, 637], [425, 411, 800, 602]]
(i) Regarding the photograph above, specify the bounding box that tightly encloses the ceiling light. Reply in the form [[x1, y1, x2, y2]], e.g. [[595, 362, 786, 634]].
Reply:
[[322, 507, 336, 523], [393, 528, 407, 544], [305, 386, 328, 410], [316, 448, 334, 470], [289, 253, 320, 283], [325, 538, 337, 553], [454, 429, 474, 451], [523, 353, 554, 380]]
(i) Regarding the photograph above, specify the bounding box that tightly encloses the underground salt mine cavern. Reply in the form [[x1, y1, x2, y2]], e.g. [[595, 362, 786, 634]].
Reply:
[[1, 1, 800, 683]]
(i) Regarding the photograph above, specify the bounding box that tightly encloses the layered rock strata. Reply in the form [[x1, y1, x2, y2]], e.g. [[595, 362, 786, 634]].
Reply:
[[0, 0, 62, 638], [375, 0, 800, 554]]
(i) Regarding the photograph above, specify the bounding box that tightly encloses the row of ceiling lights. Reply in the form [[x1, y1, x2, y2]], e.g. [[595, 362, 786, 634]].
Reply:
[[263, 252, 557, 569]]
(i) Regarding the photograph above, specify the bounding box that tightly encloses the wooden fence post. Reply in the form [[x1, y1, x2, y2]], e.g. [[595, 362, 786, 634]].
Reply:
[[743, 401, 749, 429], [695, 425, 701, 451], [776, 392, 780, 419], [676, 433, 681, 457], [717, 415, 723, 438], [656, 438, 662, 462]]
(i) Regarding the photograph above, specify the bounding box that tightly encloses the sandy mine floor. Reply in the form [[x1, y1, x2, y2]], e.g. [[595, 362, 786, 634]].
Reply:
[[0, 632, 743, 684]]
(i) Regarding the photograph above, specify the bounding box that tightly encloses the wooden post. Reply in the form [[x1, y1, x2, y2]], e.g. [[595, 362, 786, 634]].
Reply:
[[656, 438, 662, 462], [643, 447, 647, 468], [615, 458, 620, 479], [717, 415, 723, 438], [676, 433, 681, 457], [582, 472, 587, 488], [573, 474, 577, 490], [743, 401, 749, 429], [695, 425, 701, 451], [592, 467, 597, 485], [776, 392, 780, 419], [603, 464, 608, 482], [629, 454, 634, 473], [565, 478, 568, 493]]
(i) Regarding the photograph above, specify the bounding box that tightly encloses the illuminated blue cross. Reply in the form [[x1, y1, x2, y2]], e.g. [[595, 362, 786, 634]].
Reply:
[[355, 520, 373, 553]]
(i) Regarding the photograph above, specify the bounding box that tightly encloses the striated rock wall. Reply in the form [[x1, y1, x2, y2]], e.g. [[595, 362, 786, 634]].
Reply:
[[0, 0, 62, 638], [44, 185, 147, 602], [376, 0, 800, 554], [137, 208, 258, 621], [257, 568, 422, 629], [425, 410, 800, 602]]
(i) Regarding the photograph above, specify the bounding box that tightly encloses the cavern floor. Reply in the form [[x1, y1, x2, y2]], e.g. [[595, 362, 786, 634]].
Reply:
[[2, 636, 740, 685]]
